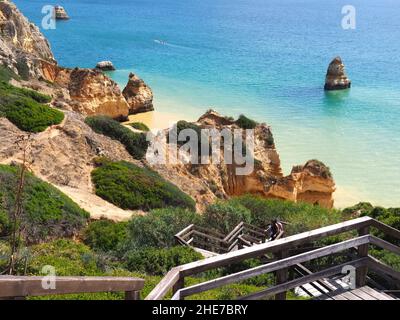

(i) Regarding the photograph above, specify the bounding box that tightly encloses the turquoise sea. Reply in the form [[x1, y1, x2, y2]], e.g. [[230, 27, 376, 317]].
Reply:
[[14, 0, 400, 208]]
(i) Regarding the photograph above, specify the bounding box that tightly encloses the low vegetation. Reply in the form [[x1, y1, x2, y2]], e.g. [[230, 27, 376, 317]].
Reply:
[[129, 122, 150, 132], [0, 164, 89, 244], [85, 115, 148, 159], [0, 65, 20, 82], [91, 159, 196, 211], [0, 81, 63, 132], [236, 114, 258, 129]]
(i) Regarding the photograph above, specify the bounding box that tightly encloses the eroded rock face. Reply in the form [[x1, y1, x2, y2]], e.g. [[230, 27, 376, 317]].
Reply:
[[0, 112, 141, 220], [96, 61, 115, 71], [54, 6, 69, 20], [324, 56, 351, 90], [50, 67, 130, 120], [267, 160, 336, 208], [122, 72, 154, 114], [0, 0, 55, 79], [147, 110, 336, 209]]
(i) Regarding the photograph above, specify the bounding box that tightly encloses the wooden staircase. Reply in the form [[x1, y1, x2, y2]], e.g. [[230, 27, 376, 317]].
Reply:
[[147, 217, 400, 300]]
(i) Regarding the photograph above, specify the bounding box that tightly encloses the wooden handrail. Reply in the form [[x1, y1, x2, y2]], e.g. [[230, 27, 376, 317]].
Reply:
[[239, 258, 369, 300], [0, 276, 144, 300], [148, 217, 371, 299], [172, 236, 370, 299]]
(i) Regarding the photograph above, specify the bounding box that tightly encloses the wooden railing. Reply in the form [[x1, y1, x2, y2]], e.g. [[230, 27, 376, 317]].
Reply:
[[174, 222, 273, 254], [147, 216, 400, 300], [0, 276, 145, 300]]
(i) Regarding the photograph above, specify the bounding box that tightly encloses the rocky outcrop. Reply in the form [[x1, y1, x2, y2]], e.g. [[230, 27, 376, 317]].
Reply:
[[267, 160, 335, 208], [0, 2, 137, 120], [0, 0, 56, 79], [0, 112, 140, 220], [324, 56, 351, 90], [50, 67, 130, 120], [96, 61, 115, 71], [122, 72, 154, 114], [147, 110, 335, 209], [54, 6, 69, 20]]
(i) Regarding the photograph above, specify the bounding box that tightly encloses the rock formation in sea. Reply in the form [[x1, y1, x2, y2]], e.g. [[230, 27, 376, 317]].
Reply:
[[324, 56, 351, 90], [122, 72, 154, 114], [96, 61, 116, 71], [54, 6, 69, 20], [147, 110, 336, 210]]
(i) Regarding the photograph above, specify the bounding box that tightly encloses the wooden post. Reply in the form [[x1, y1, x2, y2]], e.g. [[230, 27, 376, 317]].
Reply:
[[125, 290, 141, 300], [274, 250, 289, 300], [172, 276, 185, 300], [356, 226, 370, 287]]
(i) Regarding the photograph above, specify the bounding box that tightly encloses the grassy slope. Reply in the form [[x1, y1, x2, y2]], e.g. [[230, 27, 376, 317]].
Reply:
[[0, 164, 89, 243], [0, 80, 64, 132]]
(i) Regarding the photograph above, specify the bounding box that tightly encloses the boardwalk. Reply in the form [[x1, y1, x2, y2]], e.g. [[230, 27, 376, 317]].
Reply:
[[317, 286, 397, 300]]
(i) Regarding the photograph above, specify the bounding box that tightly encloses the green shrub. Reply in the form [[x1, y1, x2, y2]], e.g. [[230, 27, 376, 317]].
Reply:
[[91, 160, 195, 211], [83, 219, 128, 252], [236, 114, 257, 129], [202, 201, 251, 234], [229, 195, 342, 235], [85, 116, 148, 159], [0, 66, 20, 82], [129, 122, 150, 132], [0, 164, 89, 244], [26, 239, 100, 276], [343, 202, 400, 246], [124, 246, 202, 275], [123, 207, 201, 249], [0, 81, 62, 132]]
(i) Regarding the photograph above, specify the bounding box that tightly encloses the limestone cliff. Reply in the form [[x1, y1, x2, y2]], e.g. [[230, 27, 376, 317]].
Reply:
[[0, 0, 55, 79], [122, 72, 154, 114], [0, 1, 148, 120], [147, 110, 335, 209], [49, 67, 130, 120], [0, 112, 141, 220]]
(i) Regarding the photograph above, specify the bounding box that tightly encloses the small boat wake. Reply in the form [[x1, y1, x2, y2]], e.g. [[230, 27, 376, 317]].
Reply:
[[154, 39, 170, 46], [153, 39, 193, 50]]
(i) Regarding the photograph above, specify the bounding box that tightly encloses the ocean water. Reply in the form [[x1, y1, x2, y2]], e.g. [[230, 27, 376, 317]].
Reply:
[[14, 0, 400, 208]]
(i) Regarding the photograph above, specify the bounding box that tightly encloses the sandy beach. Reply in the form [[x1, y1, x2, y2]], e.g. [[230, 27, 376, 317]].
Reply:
[[124, 110, 195, 131]]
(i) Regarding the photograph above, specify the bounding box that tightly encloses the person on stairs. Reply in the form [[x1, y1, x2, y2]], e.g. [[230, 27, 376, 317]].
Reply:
[[269, 219, 284, 241]]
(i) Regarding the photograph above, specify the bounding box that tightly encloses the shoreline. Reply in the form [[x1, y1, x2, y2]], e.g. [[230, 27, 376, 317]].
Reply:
[[125, 110, 366, 210], [124, 110, 196, 131]]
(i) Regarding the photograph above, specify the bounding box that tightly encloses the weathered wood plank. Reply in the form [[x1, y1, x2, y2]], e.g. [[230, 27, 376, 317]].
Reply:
[[350, 288, 377, 300], [179, 217, 373, 277], [238, 258, 367, 300], [177, 238, 369, 298], [340, 291, 362, 300], [367, 256, 400, 281], [0, 276, 144, 298], [369, 235, 400, 255], [358, 286, 395, 300], [356, 226, 369, 287], [371, 220, 400, 240], [145, 268, 180, 300]]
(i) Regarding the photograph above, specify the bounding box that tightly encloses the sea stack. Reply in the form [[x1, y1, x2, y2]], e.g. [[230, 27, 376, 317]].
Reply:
[[96, 61, 116, 71], [122, 73, 154, 114], [54, 6, 69, 20], [324, 56, 351, 90]]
